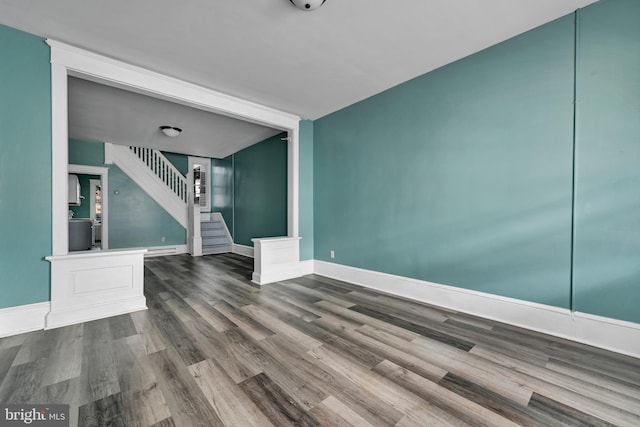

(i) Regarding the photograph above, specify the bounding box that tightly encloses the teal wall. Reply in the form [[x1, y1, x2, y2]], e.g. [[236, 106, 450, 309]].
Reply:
[[69, 174, 100, 219], [108, 165, 186, 248], [315, 16, 576, 308], [69, 140, 186, 248], [299, 120, 314, 260], [573, 0, 640, 323], [69, 138, 104, 166], [314, 0, 640, 323], [233, 133, 288, 246], [0, 25, 51, 309], [212, 157, 234, 237]]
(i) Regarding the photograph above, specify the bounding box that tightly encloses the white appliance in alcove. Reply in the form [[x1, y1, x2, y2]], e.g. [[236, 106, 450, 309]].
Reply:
[[68, 174, 81, 205]]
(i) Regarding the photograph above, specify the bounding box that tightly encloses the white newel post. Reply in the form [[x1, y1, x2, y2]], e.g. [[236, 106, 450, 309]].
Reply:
[[189, 194, 202, 257]]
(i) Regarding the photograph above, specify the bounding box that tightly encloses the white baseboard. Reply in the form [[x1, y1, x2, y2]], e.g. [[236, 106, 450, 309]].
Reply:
[[0, 302, 51, 338], [233, 244, 254, 258], [144, 244, 188, 257], [45, 296, 147, 330], [299, 259, 314, 276], [249, 258, 312, 286], [314, 260, 640, 359], [252, 269, 301, 286]]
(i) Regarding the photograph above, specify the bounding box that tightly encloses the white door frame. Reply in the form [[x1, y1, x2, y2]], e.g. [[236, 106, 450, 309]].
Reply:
[[188, 156, 211, 213], [48, 40, 300, 256], [89, 179, 101, 223], [68, 164, 109, 249]]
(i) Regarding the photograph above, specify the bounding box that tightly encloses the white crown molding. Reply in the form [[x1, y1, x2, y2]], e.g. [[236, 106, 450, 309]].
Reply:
[[0, 302, 50, 338], [313, 260, 640, 359]]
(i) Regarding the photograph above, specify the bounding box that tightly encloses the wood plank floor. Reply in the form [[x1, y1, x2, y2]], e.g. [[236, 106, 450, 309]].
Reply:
[[1, 253, 640, 426]]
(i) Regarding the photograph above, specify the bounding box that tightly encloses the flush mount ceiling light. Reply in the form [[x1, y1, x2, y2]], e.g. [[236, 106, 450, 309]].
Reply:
[[289, 0, 326, 12], [159, 126, 182, 137]]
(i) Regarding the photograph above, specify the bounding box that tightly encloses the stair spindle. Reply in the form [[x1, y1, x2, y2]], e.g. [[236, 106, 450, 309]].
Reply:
[[128, 145, 190, 203]]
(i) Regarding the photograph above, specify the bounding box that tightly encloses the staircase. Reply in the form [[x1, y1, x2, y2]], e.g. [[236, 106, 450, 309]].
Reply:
[[201, 214, 232, 255], [105, 143, 232, 256]]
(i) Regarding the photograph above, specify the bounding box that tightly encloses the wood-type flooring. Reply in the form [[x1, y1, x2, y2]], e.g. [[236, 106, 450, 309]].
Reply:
[[1, 253, 639, 426]]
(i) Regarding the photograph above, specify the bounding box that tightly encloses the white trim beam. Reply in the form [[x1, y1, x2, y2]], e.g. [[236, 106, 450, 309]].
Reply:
[[47, 40, 300, 130]]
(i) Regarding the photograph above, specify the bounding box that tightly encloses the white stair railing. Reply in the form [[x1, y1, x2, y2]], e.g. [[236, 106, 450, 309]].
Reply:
[[129, 146, 188, 203]]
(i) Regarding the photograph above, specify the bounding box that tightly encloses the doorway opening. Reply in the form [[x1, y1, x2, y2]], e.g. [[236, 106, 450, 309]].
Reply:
[[68, 164, 109, 251]]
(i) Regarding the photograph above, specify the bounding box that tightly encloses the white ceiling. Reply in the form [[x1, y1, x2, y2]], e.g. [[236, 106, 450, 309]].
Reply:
[[68, 77, 282, 159], [0, 0, 597, 155]]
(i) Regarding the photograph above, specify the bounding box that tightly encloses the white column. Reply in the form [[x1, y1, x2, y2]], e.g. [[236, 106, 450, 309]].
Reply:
[[288, 126, 300, 238], [51, 63, 69, 255]]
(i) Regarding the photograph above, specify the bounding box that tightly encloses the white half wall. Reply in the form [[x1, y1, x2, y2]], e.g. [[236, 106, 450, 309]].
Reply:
[[313, 260, 640, 359], [252, 237, 301, 285], [46, 249, 147, 329]]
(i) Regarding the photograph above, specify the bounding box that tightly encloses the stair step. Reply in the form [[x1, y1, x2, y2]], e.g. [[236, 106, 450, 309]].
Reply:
[[202, 243, 231, 255], [201, 228, 226, 237], [202, 236, 229, 245], [201, 221, 224, 231]]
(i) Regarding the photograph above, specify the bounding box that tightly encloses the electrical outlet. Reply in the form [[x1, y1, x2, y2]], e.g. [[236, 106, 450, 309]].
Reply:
[[330, 250, 335, 259], [161, 236, 166, 242]]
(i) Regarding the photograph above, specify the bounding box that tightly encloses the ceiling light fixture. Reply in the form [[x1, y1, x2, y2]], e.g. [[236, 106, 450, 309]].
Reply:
[[160, 126, 182, 137], [289, 0, 326, 12]]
